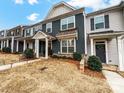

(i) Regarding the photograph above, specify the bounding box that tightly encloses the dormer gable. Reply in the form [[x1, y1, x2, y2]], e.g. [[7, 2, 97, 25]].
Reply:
[[45, 1, 76, 20]]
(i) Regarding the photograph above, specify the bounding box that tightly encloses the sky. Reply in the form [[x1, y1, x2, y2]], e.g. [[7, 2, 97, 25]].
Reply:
[[0, 0, 122, 30]]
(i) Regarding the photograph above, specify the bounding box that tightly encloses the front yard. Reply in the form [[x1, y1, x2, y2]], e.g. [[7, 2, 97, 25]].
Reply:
[[0, 53, 20, 65], [0, 58, 112, 93]]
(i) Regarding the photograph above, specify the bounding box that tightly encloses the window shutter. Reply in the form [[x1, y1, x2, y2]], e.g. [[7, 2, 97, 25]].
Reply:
[[105, 15, 109, 28], [90, 18, 94, 31]]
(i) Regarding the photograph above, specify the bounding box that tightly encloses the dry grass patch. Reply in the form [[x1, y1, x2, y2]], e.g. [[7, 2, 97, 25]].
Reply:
[[0, 53, 20, 65], [0, 58, 113, 93], [118, 71, 124, 78]]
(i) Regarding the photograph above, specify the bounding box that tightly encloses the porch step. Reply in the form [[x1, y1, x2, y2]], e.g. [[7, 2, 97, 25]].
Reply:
[[102, 64, 118, 71]]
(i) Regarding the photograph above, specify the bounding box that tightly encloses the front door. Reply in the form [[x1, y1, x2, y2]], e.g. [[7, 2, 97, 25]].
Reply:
[[95, 42, 106, 63]]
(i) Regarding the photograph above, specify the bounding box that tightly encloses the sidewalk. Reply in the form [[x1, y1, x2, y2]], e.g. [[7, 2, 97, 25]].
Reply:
[[103, 70, 124, 93]]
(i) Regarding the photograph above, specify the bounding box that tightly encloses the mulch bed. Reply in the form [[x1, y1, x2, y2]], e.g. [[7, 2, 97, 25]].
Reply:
[[68, 59, 106, 79], [84, 67, 106, 79]]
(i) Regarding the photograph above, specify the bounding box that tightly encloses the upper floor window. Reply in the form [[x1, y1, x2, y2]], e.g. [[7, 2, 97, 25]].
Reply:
[[11, 31, 14, 36], [61, 16, 75, 31], [91, 15, 109, 31], [94, 16, 104, 29], [1, 32, 4, 36], [17, 29, 20, 35], [46, 22, 52, 33]]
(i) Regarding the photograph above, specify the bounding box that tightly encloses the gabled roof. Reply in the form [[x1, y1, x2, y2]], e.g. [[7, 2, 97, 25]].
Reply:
[[45, 1, 77, 19]]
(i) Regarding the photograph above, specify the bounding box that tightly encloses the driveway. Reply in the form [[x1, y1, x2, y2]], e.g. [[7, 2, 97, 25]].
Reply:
[[103, 70, 124, 93]]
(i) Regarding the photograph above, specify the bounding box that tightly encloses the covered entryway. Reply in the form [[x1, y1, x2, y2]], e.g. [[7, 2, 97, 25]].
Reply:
[[95, 41, 106, 63], [32, 31, 55, 59]]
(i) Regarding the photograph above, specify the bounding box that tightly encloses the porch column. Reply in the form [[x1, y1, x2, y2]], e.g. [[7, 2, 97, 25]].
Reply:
[[1, 41, 3, 50], [7, 39, 9, 47], [11, 37, 14, 53], [3, 41, 6, 47], [90, 38, 94, 55], [23, 40, 26, 52], [35, 39, 39, 58], [118, 37, 124, 71], [45, 38, 48, 59], [16, 40, 19, 52]]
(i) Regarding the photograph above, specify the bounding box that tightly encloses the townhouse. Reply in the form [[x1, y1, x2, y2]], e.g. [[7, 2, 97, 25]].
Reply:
[[86, 1, 124, 71], [0, 1, 85, 59], [0, 1, 124, 71]]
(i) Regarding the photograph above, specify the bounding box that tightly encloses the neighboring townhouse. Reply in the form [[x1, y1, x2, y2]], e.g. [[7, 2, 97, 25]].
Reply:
[[0, 25, 27, 53], [6, 1, 85, 59], [86, 1, 124, 71], [28, 2, 85, 59], [0, 30, 7, 50]]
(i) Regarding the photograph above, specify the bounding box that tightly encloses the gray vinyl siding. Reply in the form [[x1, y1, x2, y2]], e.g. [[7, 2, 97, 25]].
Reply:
[[52, 20, 60, 54], [75, 13, 85, 54], [42, 24, 46, 32], [52, 40, 60, 54], [52, 20, 60, 36]]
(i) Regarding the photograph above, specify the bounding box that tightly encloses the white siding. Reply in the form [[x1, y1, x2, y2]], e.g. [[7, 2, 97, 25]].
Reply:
[[86, 10, 124, 33], [46, 5, 73, 19], [107, 37, 119, 65]]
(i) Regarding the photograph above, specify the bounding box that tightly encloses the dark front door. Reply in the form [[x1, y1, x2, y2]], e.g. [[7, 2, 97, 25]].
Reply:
[[95, 42, 106, 63]]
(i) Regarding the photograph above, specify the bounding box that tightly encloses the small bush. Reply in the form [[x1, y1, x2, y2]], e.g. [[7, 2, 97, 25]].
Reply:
[[73, 52, 82, 61], [2, 47, 11, 53], [2, 47, 6, 52], [87, 56, 102, 72], [5, 47, 11, 53], [24, 48, 34, 59]]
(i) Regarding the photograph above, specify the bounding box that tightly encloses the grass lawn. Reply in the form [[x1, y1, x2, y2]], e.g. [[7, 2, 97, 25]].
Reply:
[[0, 53, 20, 65], [0, 58, 113, 93]]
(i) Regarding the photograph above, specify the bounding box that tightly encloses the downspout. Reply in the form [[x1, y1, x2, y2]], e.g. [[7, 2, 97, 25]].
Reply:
[[83, 11, 87, 55]]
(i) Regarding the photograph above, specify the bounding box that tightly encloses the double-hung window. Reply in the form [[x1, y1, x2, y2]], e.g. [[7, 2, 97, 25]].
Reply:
[[61, 16, 75, 31], [94, 16, 104, 29], [46, 22, 52, 33], [61, 39, 75, 54], [1, 32, 4, 36]]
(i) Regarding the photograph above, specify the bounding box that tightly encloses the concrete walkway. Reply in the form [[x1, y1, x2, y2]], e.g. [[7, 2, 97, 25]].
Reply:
[[103, 70, 124, 93]]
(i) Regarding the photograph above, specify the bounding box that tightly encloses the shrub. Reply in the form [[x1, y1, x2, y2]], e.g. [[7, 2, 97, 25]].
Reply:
[[24, 48, 34, 58], [87, 56, 102, 72], [73, 52, 82, 61], [5, 47, 11, 53], [2, 47, 6, 52], [2, 47, 11, 53]]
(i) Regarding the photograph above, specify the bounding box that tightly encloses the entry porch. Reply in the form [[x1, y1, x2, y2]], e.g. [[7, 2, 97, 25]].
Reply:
[[88, 31, 124, 71]]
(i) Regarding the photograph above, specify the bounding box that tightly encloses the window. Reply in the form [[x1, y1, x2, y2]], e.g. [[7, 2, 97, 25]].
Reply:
[[11, 31, 14, 36], [46, 22, 52, 33], [61, 16, 75, 31], [68, 16, 75, 29], [94, 16, 104, 29], [17, 29, 20, 35], [61, 39, 75, 54], [61, 18, 68, 30], [1, 32, 4, 36]]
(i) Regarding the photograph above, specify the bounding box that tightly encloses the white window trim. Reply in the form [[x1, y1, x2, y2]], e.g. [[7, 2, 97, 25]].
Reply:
[[60, 38, 76, 54], [94, 15, 105, 30], [60, 16, 76, 31], [46, 22, 52, 33]]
